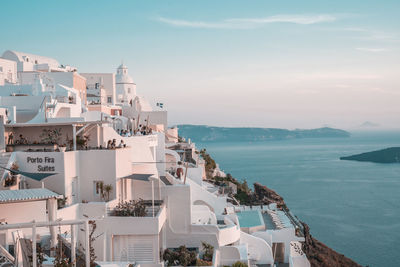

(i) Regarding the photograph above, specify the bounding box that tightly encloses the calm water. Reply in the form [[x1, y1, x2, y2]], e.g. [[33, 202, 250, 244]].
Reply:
[[196, 131, 400, 267]]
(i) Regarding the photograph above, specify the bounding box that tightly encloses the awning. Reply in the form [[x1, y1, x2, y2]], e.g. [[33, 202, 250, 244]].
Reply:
[[0, 188, 62, 203], [0, 166, 57, 181], [119, 173, 154, 181]]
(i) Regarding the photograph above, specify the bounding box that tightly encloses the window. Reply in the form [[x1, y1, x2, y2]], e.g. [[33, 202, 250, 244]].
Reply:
[[95, 82, 100, 89], [127, 88, 131, 94], [107, 96, 112, 103], [94, 181, 104, 196], [35, 60, 38, 64]]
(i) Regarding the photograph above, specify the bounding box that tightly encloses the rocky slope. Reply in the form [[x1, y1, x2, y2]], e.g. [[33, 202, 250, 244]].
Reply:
[[253, 182, 286, 208], [301, 223, 362, 267], [251, 183, 362, 267]]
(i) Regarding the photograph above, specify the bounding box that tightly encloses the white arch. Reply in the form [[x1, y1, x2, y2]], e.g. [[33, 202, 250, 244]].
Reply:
[[165, 149, 181, 163]]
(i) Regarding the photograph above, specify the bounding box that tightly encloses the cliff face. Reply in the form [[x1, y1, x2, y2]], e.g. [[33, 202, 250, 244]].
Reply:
[[252, 183, 362, 267], [253, 182, 286, 208], [302, 223, 362, 267]]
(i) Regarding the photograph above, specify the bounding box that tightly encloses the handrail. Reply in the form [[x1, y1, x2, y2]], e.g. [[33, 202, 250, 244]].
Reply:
[[0, 244, 15, 264], [39, 95, 47, 111]]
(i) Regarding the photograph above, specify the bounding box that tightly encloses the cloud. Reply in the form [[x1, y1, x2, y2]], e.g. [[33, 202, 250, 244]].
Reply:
[[293, 72, 382, 81], [227, 14, 337, 25], [343, 27, 369, 32], [342, 27, 399, 42], [156, 14, 337, 29], [157, 17, 236, 29], [356, 47, 387, 52]]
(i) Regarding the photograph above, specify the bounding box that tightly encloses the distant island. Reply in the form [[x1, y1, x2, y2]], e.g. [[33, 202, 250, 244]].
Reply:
[[359, 121, 380, 128], [177, 125, 350, 142], [340, 147, 400, 163]]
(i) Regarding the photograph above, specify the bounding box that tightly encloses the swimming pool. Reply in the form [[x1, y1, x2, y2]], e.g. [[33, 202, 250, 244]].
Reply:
[[236, 210, 265, 228]]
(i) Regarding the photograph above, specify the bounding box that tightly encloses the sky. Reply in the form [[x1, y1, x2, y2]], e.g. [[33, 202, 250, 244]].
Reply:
[[1, 0, 399, 129]]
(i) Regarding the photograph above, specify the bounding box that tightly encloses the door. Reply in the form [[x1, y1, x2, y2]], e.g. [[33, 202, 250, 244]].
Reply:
[[272, 242, 285, 263]]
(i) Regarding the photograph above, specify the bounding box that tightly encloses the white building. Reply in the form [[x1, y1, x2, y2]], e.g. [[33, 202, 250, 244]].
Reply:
[[2, 50, 76, 73], [115, 64, 136, 105], [0, 49, 310, 267], [0, 58, 17, 85], [81, 73, 116, 106]]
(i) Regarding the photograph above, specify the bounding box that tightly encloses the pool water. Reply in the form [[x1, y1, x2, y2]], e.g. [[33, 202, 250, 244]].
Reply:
[[236, 210, 264, 228]]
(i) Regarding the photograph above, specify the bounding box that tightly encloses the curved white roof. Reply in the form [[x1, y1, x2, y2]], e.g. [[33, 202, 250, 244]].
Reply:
[[2, 50, 60, 67], [116, 63, 134, 84], [116, 74, 134, 84]]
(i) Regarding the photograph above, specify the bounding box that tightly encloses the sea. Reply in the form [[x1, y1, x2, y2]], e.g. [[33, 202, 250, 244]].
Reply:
[[195, 131, 400, 267]]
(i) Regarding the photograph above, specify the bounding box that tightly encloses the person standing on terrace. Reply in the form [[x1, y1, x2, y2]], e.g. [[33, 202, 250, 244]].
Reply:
[[18, 134, 27, 144], [176, 161, 184, 178], [7, 132, 13, 145]]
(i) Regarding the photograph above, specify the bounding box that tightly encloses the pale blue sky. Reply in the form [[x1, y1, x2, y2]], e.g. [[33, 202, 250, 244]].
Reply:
[[1, 0, 399, 129]]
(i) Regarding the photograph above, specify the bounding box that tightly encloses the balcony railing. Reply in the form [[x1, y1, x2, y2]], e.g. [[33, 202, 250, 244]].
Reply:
[[107, 200, 164, 217]]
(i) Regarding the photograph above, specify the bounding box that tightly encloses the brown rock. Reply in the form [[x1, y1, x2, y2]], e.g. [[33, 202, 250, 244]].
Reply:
[[253, 182, 286, 208], [301, 222, 362, 267], [251, 182, 363, 267]]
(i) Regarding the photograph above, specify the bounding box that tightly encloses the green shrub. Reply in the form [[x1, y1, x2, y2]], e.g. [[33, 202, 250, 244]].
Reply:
[[200, 149, 216, 178], [111, 199, 146, 217], [232, 261, 248, 267], [201, 242, 214, 262], [163, 246, 197, 267]]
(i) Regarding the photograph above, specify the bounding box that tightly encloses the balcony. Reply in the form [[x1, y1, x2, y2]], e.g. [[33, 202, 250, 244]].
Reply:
[[107, 199, 164, 217], [6, 143, 58, 152], [103, 200, 167, 235], [191, 216, 241, 247]]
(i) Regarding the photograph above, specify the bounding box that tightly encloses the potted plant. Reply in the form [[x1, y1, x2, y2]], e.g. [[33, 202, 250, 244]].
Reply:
[[4, 162, 19, 187], [40, 128, 62, 144], [76, 134, 90, 149], [111, 199, 147, 217], [58, 143, 67, 152], [102, 184, 113, 202]]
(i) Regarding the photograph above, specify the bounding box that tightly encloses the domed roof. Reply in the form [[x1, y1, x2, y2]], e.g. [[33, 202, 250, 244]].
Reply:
[[116, 63, 134, 84], [117, 63, 128, 69], [116, 73, 134, 84]]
